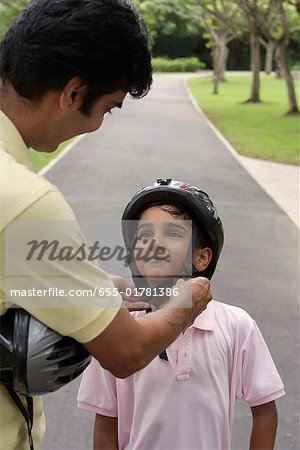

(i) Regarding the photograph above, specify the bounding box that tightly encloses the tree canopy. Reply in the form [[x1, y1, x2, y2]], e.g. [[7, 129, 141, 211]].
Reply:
[[1, 0, 299, 113]]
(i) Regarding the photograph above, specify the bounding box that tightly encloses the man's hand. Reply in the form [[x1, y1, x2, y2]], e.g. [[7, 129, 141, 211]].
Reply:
[[167, 277, 212, 328], [190, 276, 212, 317], [111, 275, 149, 311]]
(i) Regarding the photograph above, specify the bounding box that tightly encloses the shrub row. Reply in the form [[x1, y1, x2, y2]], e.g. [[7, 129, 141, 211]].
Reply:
[[152, 56, 205, 73]]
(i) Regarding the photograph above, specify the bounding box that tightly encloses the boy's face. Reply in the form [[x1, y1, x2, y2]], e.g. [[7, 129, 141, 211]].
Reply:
[[134, 205, 192, 286]]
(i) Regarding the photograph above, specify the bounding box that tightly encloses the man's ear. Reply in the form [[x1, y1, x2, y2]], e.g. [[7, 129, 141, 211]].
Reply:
[[192, 247, 212, 273], [59, 77, 87, 111]]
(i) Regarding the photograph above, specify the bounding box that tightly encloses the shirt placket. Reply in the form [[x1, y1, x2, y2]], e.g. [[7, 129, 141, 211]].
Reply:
[[171, 329, 193, 381]]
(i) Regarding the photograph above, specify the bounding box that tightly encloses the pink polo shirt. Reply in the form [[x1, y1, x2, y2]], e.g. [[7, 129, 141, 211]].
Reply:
[[78, 300, 285, 450]]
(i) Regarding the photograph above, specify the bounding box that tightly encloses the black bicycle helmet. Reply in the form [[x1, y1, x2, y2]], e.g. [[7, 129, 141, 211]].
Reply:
[[122, 179, 224, 283], [0, 307, 91, 396]]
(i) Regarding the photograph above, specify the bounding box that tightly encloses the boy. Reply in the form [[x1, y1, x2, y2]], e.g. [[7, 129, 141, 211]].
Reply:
[[78, 179, 285, 450]]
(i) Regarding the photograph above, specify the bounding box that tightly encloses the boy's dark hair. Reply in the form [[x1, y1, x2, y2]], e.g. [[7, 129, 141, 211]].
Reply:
[[0, 0, 152, 116]]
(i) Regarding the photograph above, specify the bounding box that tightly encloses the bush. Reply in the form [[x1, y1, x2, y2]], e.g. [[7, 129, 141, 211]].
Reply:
[[152, 56, 205, 73], [291, 64, 300, 71]]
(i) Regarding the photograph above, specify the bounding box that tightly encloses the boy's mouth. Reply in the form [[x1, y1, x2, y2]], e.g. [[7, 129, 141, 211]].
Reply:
[[146, 255, 170, 263]]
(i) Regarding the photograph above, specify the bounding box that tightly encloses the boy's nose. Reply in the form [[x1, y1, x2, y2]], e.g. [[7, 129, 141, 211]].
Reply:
[[151, 234, 167, 255]]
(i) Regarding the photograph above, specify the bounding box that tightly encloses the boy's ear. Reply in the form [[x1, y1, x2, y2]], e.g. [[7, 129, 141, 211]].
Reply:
[[59, 77, 87, 111], [192, 247, 212, 273]]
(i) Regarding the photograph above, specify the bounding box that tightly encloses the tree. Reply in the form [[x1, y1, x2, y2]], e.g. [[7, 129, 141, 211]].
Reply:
[[237, 0, 267, 103], [287, 0, 300, 15], [0, 0, 30, 38], [260, 38, 276, 74], [272, 1, 299, 114], [135, 1, 244, 93], [184, 0, 243, 94], [239, 0, 299, 114], [133, 0, 197, 48]]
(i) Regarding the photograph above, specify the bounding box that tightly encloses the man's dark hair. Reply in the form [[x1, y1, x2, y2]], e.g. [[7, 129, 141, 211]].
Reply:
[[0, 0, 152, 115]]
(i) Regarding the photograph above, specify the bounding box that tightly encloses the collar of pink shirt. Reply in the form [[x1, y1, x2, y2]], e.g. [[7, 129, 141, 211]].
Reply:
[[192, 300, 215, 331]]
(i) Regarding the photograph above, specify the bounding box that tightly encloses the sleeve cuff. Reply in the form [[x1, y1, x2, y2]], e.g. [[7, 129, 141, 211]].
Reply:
[[70, 296, 122, 343], [247, 388, 285, 407], [77, 401, 117, 417]]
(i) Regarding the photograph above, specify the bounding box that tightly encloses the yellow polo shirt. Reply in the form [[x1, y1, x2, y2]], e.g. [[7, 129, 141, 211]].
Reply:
[[0, 110, 122, 449]]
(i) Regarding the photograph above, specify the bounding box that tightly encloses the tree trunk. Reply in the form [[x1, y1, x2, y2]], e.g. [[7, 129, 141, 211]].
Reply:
[[218, 34, 229, 82], [265, 41, 275, 74], [274, 47, 282, 79], [212, 75, 219, 94], [276, 42, 299, 114], [212, 46, 220, 94], [212, 32, 229, 92], [248, 31, 261, 103]]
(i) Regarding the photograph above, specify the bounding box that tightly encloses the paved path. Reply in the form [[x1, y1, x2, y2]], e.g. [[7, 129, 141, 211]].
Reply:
[[238, 156, 299, 229], [41, 75, 299, 450]]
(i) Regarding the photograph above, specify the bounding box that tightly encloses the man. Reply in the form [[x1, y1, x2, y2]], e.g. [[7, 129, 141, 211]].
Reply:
[[0, 1, 211, 449]]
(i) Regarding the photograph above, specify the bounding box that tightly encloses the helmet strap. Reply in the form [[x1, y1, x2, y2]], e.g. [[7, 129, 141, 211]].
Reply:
[[5, 385, 34, 450], [145, 308, 169, 361]]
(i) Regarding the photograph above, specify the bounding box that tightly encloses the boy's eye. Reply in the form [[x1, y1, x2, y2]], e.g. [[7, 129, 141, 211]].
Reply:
[[167, 232, 183, 238], [137, 231, 152, 239]]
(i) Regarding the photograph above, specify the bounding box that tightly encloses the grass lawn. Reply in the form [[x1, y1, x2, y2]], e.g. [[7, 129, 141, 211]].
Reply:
[[188, 74, 300, 165], [29, 138, 75, 172]]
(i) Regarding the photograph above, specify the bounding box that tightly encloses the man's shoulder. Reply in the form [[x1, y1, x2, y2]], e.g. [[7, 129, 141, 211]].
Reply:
[[1, 148, 73, 225], [1, 145, 52, 187]]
